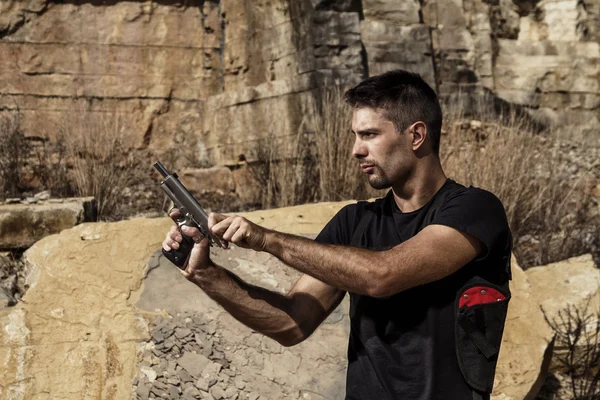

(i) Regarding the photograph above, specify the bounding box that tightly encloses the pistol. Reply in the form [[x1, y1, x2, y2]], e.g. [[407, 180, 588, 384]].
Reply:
[[154, 161, 226, 268]]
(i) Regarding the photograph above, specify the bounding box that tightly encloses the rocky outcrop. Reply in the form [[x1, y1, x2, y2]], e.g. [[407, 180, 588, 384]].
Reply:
[[0, 196, 97, 249], [0, 0, 596, 177], [492, 256, 555, 400], [0, 199, 568, 400], [526, 253, 600, 320]]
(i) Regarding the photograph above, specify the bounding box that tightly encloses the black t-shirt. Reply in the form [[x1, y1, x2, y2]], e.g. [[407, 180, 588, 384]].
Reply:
[[315, 179, 511, 400]]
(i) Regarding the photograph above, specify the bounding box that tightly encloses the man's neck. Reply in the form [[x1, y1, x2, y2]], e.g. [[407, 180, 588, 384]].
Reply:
[[391, 159, 448, 213]]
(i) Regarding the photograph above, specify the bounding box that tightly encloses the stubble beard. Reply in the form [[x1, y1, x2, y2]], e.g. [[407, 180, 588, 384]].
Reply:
[[366, 166, 391, 190]]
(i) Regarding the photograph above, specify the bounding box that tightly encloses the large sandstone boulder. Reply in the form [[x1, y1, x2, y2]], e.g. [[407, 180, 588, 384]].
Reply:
[[0, 197, 97, 249], [525, 253, 600, 320], [492, 257, 555, 400]]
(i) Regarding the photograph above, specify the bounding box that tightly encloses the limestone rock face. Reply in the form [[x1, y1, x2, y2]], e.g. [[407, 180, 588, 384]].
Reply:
[[0, 218, 170, 399], [525, 253, 600, 320], [0, 0, 597, 202]]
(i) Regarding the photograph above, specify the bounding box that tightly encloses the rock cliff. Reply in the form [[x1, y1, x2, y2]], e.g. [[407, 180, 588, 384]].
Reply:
[[0, 0, 598, 172]]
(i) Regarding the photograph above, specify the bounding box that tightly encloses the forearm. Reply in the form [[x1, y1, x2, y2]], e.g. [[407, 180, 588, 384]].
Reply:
[[264, 230, 387, 296], [189, 261, 304, 346]]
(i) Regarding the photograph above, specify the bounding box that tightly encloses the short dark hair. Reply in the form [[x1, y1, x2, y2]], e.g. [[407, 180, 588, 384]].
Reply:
[[345, 70, 443, 156]]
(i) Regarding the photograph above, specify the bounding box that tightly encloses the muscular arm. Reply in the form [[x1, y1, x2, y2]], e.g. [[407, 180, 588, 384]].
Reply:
[[262, 224, 483, 297], [189, 264, 345, 346]]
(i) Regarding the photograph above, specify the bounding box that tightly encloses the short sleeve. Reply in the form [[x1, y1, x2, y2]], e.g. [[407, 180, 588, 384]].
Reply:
[[315, 203, 362, 246], [432, 188, 510, 261]]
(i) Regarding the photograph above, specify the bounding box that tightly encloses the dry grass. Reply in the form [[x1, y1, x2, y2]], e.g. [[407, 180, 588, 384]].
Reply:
[[254, 85, 382, 209], [59, 112, 154, 221], [2, 93, 597, 267], [0, 112, 30, 198], [253, 130, 318, 209], [310, 85, 382, 202], [441, 97, 599, 268]]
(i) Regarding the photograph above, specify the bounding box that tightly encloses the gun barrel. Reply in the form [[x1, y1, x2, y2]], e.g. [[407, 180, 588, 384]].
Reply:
[[153, 161, 170, 178]]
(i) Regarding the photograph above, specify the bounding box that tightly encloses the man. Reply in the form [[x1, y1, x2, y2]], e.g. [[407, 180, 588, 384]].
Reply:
[[162, 70, 512, 400]]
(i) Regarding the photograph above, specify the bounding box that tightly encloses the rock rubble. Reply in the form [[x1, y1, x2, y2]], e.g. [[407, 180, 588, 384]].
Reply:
[[133, 312, 261, 400]]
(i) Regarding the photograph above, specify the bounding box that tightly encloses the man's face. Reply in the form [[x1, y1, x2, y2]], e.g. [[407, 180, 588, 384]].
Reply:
[[351, 107, 413, 189]]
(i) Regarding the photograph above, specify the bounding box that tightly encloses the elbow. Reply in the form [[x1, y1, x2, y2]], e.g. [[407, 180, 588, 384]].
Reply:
[[275, 326, 307, 347], [366, 281, 392, 298], [365, 265, 399, 298]]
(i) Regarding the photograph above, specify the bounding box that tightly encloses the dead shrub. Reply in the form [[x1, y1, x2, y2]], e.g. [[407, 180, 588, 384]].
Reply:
[[60, 112, 152, 221], [544, 301, 600, 400], [31, 131, 73, 198], [0, 112, 30, 199], [253, 130, 318, 209]]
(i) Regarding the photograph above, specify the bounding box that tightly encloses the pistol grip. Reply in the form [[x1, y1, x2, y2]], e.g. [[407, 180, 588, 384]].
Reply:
[[162, 233, 195, 269]]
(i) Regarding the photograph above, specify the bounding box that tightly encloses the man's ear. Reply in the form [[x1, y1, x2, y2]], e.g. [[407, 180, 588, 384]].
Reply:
[[410, 121, 427, 151]]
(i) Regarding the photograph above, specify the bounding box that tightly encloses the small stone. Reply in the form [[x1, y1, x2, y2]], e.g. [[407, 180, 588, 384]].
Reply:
[[135, 384, 151, 398], [163, 337, 175, 351], [152, 348, 164, 357], [167, 385, 180, 398], [248, 393, 259, 400], [5, 198, 20, 204], [233, 377, 245, 390], [194, 333, 205, 347], [205, 322, 217, 335], [195, 378, 209, 391], [224, 386, 238, 398], [203, 361, 222, 377], [140, 366, 158, 382], [183, 385, 202, 397], [167, 376, 181, 386], [175, 327, 193, 339], [150, 387, 167, 398], [470, 120, 482, 129], [34, 190, 50, 200], [167, 361, 178, 375], [178, 352, 211, 378], [177, 368, 194, 383], [201, 347, 212, 358], [152, 330, 165, 344], [210, 386, 226, 400]]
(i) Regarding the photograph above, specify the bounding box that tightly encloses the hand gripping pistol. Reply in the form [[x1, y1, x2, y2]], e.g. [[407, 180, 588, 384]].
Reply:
[[154, 161, 226, 268]]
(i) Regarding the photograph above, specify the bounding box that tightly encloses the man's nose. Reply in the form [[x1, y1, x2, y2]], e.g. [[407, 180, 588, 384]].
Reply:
[[352, 138, 367, 158]]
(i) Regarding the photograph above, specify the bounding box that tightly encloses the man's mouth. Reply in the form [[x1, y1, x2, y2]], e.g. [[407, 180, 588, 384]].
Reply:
[[360, 164, 375, 173]]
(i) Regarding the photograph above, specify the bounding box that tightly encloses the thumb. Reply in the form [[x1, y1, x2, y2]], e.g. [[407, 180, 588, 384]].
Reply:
[[186, 236, 210, 270]]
